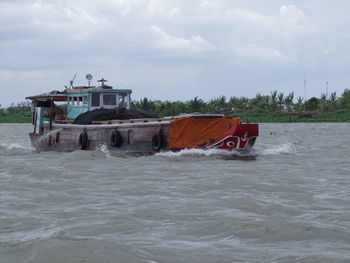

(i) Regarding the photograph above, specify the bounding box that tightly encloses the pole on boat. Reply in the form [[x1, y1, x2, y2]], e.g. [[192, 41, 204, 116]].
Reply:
[[50, 98, 53, 131], [304, 74, 307, 111], [97, 78, 108, 86], [86, 74, 92, 87]]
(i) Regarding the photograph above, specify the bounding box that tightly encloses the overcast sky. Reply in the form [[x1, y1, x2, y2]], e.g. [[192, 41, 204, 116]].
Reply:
[[1, 0, 349, 106]]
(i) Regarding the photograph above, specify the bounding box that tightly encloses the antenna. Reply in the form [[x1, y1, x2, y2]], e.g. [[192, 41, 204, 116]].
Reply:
[[86, 74, 93, 87], [326, 81, 329, 97], [69, 73, 77, 89], [97, 78, 108, 86], [304, 74, 307, 111], [304, 74, 307, 99]]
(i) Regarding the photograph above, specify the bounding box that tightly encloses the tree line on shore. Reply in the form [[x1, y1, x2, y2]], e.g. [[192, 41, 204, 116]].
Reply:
[[0, 101, 32, 115], [132, 89, 350, 117], [1, 89, 350, 118]]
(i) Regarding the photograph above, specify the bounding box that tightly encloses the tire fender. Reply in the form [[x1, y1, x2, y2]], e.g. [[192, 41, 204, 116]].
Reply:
[[78, 130, 89, 150], [111, 130, 123, 147], [151, 132, 164, 151]]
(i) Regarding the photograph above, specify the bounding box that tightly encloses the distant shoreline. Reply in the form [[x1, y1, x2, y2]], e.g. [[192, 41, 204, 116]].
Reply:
[[0, 115, 32, 123], [234, 109, 350, 123], [2, 88, 350, 123], [1, 109, 349, 123]]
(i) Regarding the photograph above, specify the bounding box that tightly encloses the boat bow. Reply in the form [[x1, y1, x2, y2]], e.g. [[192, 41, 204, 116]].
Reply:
[[205, 123, 259, 150]]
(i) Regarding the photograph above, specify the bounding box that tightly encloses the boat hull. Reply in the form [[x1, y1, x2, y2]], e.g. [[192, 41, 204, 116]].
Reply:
[[29, 117, 258, 155]]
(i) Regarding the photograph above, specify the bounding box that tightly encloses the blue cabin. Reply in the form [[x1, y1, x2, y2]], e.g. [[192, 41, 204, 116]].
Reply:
[[66, 86, 132, 119], [26, 77, 132, 134]]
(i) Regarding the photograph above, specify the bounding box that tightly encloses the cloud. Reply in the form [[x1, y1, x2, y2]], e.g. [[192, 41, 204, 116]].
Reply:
[[225, 8, 271, 25], [224, 4, 307, 28], [0, 69, 59, 81], [147, 0, 181, 18], [151, 25, 214, 54], [0, 1, 105, 41], [280, 4, 306, 25], [200, 0, 219, 11], [0, 0, 350, 106], [231, 44, 291, 63]]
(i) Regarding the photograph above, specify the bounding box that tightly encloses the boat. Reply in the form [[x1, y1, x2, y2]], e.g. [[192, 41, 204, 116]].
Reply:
[[26, 75, 259, 155]]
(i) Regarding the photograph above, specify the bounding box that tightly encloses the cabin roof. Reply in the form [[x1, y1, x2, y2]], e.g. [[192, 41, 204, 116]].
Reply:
[[26, 87, 132, 101], [66, 88, 132, 94], [26, 91, 67, 101]]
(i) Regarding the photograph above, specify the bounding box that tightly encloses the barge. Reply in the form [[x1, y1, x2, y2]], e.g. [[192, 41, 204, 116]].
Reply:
[[26, 76, 259, 155]]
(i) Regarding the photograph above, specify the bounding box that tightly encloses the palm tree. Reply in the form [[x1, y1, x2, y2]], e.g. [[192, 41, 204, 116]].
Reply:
[[139, 97, 155, 112], [340, 89, 350, 108], [172, 101, 187, 115], [208, 96, 227, 113], [228, 96, 240, 113], [250, 93, 262, 110], [189, 97, 205, 113], [270, 90, 278, 112], [262, 95, 270, 110], [305, 97, 319, 111], [284, 92, 294, 111], [277, 92, 284, 111], [295, 96, 304, 111], [250, 93, 269, 111], [320, 93, 327, 112], [329, 92, 337, 110]]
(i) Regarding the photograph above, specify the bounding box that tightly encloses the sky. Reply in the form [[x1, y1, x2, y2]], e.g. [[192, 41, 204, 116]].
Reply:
[[1, 0, 350, 107]]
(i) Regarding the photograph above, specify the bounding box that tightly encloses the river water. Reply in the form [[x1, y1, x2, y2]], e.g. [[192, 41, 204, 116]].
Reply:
[[0, 123, 349, 263]]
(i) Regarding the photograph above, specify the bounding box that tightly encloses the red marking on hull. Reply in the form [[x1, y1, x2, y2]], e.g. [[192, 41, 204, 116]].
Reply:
[[205, 124, 258, 150]]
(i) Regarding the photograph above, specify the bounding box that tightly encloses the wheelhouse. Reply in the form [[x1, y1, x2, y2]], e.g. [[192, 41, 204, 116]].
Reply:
[[25, 77, 132, 134], [65, 88, 132, 119]]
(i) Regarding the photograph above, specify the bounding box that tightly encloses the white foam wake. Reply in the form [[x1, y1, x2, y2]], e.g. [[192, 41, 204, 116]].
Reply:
[[258, 143, 296, 155], [0, 142, 33, 155], [97, 144, 113, 159], [156, 148, 257, 159], [94, 144, 132, 158]]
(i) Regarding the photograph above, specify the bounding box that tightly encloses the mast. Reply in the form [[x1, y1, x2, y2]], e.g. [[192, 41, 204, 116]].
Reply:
[[304, 74, 307, 111]]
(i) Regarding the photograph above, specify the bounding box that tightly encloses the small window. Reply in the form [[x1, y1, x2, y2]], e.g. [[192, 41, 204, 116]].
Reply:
[[83, 96, 88, 105], [91, 93, 100, 107], [119, 94, 127, 107], [103, 94, 116, 105]]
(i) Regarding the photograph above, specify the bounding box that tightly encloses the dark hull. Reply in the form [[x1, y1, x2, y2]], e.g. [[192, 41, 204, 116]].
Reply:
[[30, 121, 172, 154]]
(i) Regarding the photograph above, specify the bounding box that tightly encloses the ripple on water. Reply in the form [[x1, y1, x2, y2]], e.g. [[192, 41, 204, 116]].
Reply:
[[0, 123, 350, 262]]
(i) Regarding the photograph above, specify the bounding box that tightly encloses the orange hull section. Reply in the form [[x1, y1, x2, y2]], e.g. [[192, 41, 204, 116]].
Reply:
[[169, 117, 242, 149]]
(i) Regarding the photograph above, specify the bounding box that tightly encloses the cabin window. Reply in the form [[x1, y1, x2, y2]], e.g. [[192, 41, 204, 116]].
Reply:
[[119, 94, 127, 107], [91, 93, 100, 107], [103, 94, 116, 106], [83, 96, 88, 105]]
